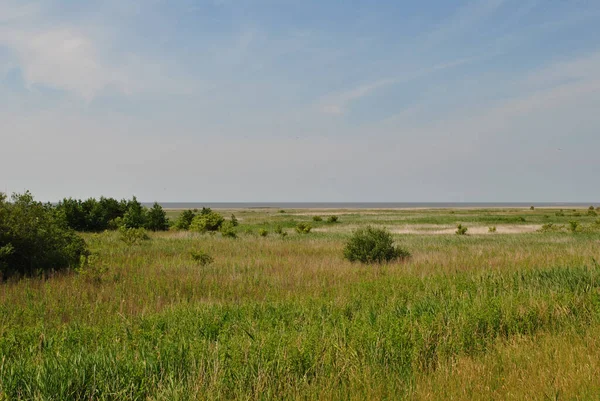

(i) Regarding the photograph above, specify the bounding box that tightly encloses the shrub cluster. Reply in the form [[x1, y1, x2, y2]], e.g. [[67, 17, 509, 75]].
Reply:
[[0, 192, 89, 278], [343, 226, 409, 264], [189, 208, 225, 233], [56, 197, 169, 232]]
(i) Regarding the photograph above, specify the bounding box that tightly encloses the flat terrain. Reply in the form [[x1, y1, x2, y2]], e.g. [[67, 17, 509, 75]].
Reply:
[[2, 207, 600, 400]]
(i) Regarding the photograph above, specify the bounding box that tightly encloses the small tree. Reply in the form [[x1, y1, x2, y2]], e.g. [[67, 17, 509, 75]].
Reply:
[[327, 216, 339, 223], [122, 196, 147, 228], [343, 226, 409, 264], [312, 216, 323, 222], [145, 202, 169, 231], [231, 214, 239, 227]]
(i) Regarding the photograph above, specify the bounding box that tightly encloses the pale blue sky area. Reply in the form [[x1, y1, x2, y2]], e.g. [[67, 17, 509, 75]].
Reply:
[[1, 0, 599, 202]]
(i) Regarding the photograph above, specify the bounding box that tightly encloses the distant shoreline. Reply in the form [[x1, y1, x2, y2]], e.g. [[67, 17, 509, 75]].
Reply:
[[148, 202, 597, 210]]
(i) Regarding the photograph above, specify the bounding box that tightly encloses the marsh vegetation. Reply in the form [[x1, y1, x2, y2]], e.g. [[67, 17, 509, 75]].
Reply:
[[1, 196, 600, 399]]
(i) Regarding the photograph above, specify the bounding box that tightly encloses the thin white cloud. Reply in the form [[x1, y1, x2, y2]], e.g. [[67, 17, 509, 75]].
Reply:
[[317, 57, 475, 116]]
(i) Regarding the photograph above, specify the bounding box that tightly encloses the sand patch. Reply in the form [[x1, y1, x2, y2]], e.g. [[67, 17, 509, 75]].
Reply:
[[315, 224, 542, 235]]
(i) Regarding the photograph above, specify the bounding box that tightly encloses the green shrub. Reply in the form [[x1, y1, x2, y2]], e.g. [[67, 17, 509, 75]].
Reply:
[[258, 229, 269, 237], [569, 221, 579, 233], [517, 216, 526, 222], [0, 192, 89, 278], [145, 202, 169, 231], [220, 221, 237, 238], [590, 206, 596, 211], [556, 210, 565, 217], [530, 206, 534, 210], [231, 214, 239, 227], [488, 226, 497, 233], [295, 222, 312, 234], [190, 250, 213, 266], [456, 224, 468, 235], [189, 211, 225, 233], [118, 227, 150, 246], [343, 226, 409, 264], [312, 216, 323, 222], [587, 210, 597, 217], [327, 215, 339, 223], [278, 210, 286, 214], [274, 225, 287, 238], [175, 209, 197, 230]]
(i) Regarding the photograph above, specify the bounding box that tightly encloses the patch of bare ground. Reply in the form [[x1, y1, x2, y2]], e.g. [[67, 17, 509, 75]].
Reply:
[[315, 224, 542, 235]]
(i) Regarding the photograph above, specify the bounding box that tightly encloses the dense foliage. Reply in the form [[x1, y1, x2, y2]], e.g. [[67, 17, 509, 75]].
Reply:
[[56, 196, 169, 232], [0, 192, 88, 278], [189, 208, 225, 233], [344, 226, 409, 264]]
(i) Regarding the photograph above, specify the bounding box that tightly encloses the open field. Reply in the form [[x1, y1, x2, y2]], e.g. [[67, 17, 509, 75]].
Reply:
[[2, 207, 600, 400]]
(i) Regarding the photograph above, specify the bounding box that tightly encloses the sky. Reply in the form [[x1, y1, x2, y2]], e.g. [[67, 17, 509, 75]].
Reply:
[[1, 0, 600, 202]]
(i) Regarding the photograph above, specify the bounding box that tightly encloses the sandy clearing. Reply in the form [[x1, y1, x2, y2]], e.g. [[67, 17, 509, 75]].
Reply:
[[314, 224, 542, 235]]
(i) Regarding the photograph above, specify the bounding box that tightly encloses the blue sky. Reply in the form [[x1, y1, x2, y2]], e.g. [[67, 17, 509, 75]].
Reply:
[[1, 0, 600, 202]]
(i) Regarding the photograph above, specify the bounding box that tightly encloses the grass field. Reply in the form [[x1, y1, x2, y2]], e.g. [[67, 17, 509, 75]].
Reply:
[[1, 207, 600, 400]]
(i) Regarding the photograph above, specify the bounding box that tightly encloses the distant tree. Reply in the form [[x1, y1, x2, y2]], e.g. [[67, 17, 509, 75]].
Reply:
[[122, 196, 147, 229], [145, 202, 169, 231]]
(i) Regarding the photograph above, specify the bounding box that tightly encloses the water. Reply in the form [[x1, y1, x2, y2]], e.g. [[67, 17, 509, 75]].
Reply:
[[148, 202, 596, 209]]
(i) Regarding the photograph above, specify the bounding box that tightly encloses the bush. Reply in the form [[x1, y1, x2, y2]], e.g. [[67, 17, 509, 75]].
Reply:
[[118, 227, 150, 245], [274, 225, 287, 238], [587, 210, 597, 217], [190, 250, 213, 266], [312, 216, 323, 222], [295, 222, 312, 234], [220, 221, 237, 238], [145, 202, 169, 231], [258, 228, 269, 237], [327, 215, 339, 223], [189, 211, 225, 233], [556, 210, 565, 217], [530, 206, 534, 210], [569, 221, 579, 233], [175, 209, 197, 230], [488, 226, 497, 233], [590, 206, 596, 211], [231, 214, 239, 227], [0, 192, 89, 278], [343, 226, 409, 264], [456, 224, 468, 235]]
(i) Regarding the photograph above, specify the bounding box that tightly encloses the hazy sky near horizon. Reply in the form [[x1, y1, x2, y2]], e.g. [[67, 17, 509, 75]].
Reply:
[[1, 0, 600, 202]]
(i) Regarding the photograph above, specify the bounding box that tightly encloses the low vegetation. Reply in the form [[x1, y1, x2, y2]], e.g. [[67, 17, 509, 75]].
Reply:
[[343, 226, 410, 264], [2, 197, 600, 399], [0, 192, 88, 278]]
